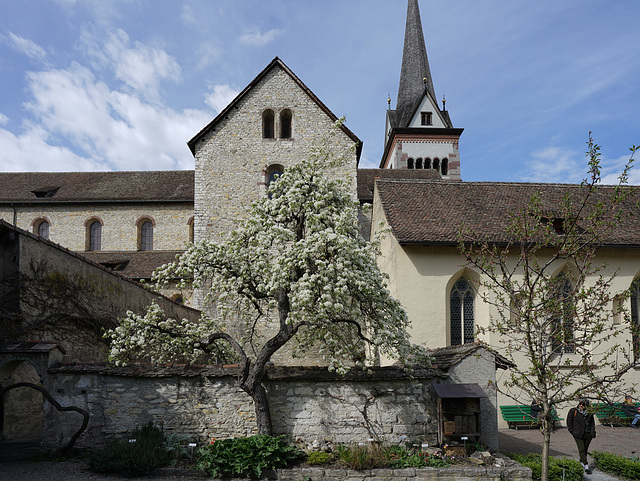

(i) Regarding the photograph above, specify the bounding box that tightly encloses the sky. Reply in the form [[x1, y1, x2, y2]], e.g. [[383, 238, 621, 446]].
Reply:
[[1, 0, 639, 184]]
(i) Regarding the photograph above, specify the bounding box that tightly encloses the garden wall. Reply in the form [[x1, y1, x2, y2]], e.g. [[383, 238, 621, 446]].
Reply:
[[42, 361, 499, 452]]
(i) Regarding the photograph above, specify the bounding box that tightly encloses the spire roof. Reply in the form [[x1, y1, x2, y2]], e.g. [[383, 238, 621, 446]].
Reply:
[[396, 0, 435, 128]]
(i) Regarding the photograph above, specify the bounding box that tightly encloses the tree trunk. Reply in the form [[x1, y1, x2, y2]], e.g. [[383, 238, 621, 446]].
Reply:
[[540, 414, 552, 481], [251, 381, 273, 435]]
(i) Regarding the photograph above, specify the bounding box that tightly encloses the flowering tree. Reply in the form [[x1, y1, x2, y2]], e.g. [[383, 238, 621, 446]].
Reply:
[[105, 123, 427, 435], [459, 136, 639, 481]]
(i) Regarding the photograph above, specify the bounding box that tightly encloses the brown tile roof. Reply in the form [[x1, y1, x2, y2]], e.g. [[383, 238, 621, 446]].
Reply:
[[0, 170, 194, 203], [376, 179, 640, 246], [357, 168, 442, 203], [79, 250, 183, 279], [428, 342, 515, 371]]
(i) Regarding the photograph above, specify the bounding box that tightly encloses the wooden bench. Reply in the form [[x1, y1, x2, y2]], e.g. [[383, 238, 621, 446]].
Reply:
[[593, 402, 640, 427], [500, 404, 563, 430]]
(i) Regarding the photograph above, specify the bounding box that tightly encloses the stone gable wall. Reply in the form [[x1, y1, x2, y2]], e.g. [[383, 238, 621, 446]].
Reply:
[[193, 65, 358, 242], [1, 202, 193, 252]]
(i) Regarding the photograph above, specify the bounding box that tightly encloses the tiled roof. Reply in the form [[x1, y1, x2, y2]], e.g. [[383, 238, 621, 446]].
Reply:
[[79, 250, 183, 279], [0, 170, 194, 203], [357, 168, 442, 203], [428, 342, 515, 371], [376, 179, 640, 246]]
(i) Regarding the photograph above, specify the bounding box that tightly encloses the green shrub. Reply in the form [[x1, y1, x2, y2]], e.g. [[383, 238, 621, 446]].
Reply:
[[592, 451, 640, 480], [196, 435, 304, 478], [307, 450, 333, 465], [88, 422, 173, 477], [507, 453, 584, 481], [336, 443, 452, 470], [337, 443, 388, 470]]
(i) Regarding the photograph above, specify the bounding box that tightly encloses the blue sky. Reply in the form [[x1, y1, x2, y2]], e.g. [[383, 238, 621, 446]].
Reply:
[[1, 0, 639, 184]]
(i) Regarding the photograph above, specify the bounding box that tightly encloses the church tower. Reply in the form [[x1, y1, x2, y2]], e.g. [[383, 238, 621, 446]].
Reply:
[[380, 0, 463, 180]]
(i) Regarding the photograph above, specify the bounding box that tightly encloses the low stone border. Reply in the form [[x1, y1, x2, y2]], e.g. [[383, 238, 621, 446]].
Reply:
[[156, 454, 532, 480]]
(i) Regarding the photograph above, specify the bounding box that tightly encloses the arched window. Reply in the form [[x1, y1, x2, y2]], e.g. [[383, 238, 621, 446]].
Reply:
[[33, 219, 49, 240], [450, 278, 474, 345], [433, 158, 440, 172], [441, 158, 449, 175], [630, 279, 640, 360], [188, 217, 195, 244], [280, 109, 292, 139], [263, 110, 275, 139], [137, 218, 154, 251], [424, 158, 431, 169], [551, 275, 574, 354], [407, 158, 414, 169], [86, 219, 102, 251], [416, 158, 423, 169], [265, 164, 284, 197]]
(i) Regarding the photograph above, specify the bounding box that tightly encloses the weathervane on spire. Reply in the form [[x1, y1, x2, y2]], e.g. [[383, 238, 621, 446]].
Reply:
[[442, 91, 446, 110]]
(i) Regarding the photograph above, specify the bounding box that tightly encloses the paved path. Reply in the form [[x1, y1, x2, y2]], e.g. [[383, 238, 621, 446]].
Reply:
[[499, 425, 640, 480]]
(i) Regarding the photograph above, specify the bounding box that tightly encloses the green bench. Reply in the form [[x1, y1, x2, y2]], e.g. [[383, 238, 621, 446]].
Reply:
[[592, 402, 640, 427], [500, 404, 563, 430]]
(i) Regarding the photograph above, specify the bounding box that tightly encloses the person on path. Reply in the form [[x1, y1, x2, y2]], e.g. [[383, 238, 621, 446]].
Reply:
[[622, 395, 640, 428], [567, 399, 596, 474]]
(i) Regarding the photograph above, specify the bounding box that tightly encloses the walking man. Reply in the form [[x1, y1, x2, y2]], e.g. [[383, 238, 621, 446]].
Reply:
[[567, 399, 596, 474]]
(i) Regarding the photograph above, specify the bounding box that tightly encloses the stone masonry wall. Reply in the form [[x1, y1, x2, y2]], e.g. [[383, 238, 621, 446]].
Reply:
[[42, 366, 462, 451], [193, 64, 358, 243], [0, 202, 193, 252]]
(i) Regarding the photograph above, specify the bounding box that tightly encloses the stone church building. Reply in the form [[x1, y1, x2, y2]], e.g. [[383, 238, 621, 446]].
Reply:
[[2, 0, 640, 440]]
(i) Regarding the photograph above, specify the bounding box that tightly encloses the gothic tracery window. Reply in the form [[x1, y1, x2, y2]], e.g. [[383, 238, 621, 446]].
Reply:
[[551, 275, 575, 354], [450, 278, 474, 345]]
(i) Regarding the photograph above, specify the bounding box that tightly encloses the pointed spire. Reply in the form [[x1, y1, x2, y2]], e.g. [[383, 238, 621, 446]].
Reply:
[[396, 0, 435, 128]]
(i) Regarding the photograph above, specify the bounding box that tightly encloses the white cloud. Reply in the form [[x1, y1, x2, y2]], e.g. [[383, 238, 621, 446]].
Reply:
[[0, 124, 103, 172], [106, 30, 182, 100], [204, 84, 239, 114], [18, 62, 209, 171], [194, 42, 223, 71], [0, 23, 215, 173], [6, 32, 48, 65], [82, 29, 182, 102], [180, 5, 197, 25], [601, 153, 640, 186], [521, 146, 583, 184], [239, 28, 283, 47]]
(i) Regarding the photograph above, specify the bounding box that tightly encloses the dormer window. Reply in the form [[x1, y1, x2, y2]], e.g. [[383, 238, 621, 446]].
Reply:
[[536, 214, 569, 235], [31, 186, 60, 198], [421, 111, 433, 126]]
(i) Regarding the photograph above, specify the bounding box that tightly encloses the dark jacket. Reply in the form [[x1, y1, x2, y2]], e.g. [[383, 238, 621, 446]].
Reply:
[[622, 402, 639, 418], [567, 407, 596, 439]]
